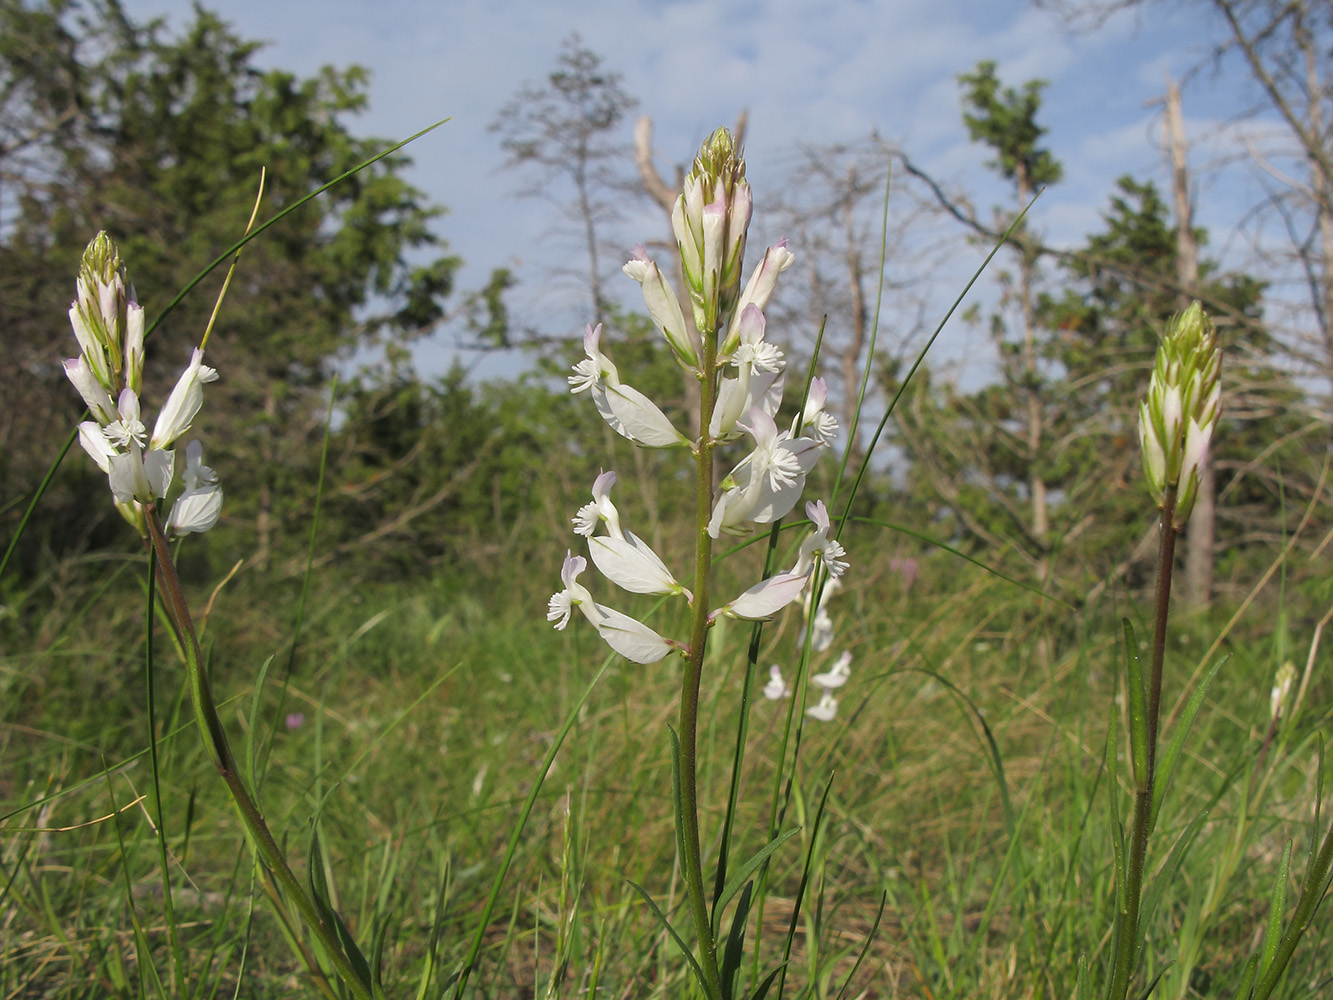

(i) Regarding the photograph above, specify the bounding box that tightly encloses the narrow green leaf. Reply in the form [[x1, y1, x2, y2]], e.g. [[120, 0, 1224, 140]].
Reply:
[[626, 879, 708, 992], [307, 820, 373, 991], [1151, 654, 1227, 833], [1123, 620, 1149, 792], [1135, 962, 1172, 1000], [245, 655, 275, 794], [371, 917, 391, 1000], [746, 965, 785, 1000], [1139, 807, 1209, 937], [832, 890, 886, 1000], [720, 881, 753, 1000], [1234, 954, 1260, 1000], [715, 828, 801, 916], [1259, 839, 1293, 979]]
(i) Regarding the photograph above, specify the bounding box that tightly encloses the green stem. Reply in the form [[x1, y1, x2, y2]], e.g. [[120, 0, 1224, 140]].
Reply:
[[143, 506, 372, 1000], [679, 337, 724, 1000], [1107, 486, 1177, 1000]]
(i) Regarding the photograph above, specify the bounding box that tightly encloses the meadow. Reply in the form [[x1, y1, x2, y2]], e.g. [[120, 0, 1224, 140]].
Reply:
[[2, 205, 1330, 997], [2, 8, 1332, 993]]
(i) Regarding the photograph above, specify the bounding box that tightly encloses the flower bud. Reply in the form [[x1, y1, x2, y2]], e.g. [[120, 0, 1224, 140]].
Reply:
[[1270, 661, 1297, 722], [672, 127, 751, 341], [1138, 302, 1221, 525], [70, 232, 130, 392]]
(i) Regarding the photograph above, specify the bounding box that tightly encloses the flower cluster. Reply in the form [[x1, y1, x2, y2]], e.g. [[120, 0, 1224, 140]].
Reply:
[[764, 533, 854, 724], [1138, 301, 1221, 526], [549, 128, 847, 665], [64, 232, 222, 536]]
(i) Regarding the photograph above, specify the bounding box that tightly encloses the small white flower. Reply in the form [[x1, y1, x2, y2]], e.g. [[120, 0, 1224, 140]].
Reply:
[[570, 325, 686, 448], [573, 470, 623, 539], [623, 248, 698, 367], [181, 440, 218, 491], [166, 482, 222, 535], [105, 388, 148, 449], [547, 551, 674, 663], [151, 348, 218, 449], [709, 408, 823, 537], [762, 665, 789, 700], [78, 421, 117, 474], [811, 651, 852, 690], [711, 571, 808, 622], [794, 378, 838, 445], [720, 240, 796, 357], [791, 500, 849, 579], [108, 441, 173, 504], [166, 441, 222, 535], [806, 692, 838, 722], [589, 533, 686, 597], [63, 357, 118, 425]]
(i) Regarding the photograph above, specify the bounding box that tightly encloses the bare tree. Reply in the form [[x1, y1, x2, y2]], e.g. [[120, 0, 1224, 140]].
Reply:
[[490, 34, 638, 332]]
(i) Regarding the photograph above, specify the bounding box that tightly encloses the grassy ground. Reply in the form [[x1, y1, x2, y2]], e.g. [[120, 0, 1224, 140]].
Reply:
[[2, 533, 1330, 998]]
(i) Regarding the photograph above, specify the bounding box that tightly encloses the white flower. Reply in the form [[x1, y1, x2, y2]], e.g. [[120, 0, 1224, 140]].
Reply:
[[710, 306, 786, 439], [547, 551, 674, 664], [180, 439, 218, 491], [167, 482, 222, 535], [589, 533, 686, 597], [166, 441, 222, 535], [569, 325, 686, 448], [78, 421, 117, 474], [720, 240, 796, 357], [623, 248, 698, 367], [124, 300, 145, 393], [762, 665, 789, 700], [791, 500, 849, 579], [708, 408, 823, 537], [711, 571, 808, 622], [573, 470, 623, 539], [794, 378, 838, 446], [811, 651, 852, 690], [64, 357, 118, 425], [104, 388, 148, 450], [151, 348, 218, 449], [806, 691, 839, 722], [108, 441, 173, 504]]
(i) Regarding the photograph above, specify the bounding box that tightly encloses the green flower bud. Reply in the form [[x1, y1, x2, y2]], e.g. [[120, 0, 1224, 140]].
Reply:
[[671, 127, 752, 343], [1138, 301, 1221, 526]]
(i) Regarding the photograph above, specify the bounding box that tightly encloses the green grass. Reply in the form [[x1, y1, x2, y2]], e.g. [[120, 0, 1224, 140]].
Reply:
[[3, 536, 1329, 999]]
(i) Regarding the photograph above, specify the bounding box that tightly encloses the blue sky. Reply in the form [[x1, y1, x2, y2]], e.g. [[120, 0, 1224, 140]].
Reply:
[[122, 0, 1255, 381]]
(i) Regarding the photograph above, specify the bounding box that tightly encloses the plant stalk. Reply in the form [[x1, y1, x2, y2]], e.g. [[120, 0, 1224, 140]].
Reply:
[[143, 506, 373, 1000], [679, 336, 724, 1000], [1107, 486, 1177, 1000]]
